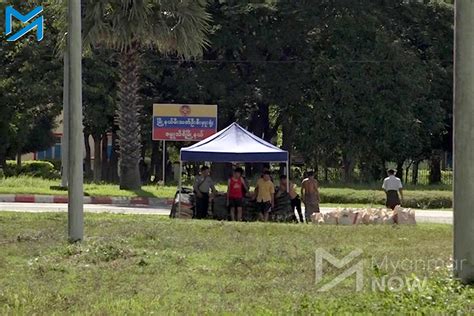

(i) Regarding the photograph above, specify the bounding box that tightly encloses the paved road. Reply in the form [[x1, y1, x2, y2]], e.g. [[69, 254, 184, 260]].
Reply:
[[0, 203, 453, 224], [0, 202, 170, 216]]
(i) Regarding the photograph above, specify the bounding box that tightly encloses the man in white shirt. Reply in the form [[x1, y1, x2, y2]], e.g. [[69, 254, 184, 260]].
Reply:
[[382, 169, 404, 210]]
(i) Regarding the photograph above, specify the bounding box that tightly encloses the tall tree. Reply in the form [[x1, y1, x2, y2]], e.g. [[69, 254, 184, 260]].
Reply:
[[83, 49, 117, 182], [83, 0, 210, 189], [0, 0, 62, 168]]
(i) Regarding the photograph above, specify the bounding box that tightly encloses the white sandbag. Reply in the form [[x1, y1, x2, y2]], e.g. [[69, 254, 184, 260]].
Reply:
[[311, 212, 324, 224], [323, 211, 338, 225], [360, 209, 373, 225], [372, 209, 388, 225], [394, 206, 416, 225], [338, 209, 360, 225], [383, 210, 396, 225]]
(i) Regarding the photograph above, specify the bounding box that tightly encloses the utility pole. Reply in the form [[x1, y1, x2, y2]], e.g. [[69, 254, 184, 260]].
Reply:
[[61, 35, 69, 188], [67, 0, 84, 242], [454, 0, 474, 283]]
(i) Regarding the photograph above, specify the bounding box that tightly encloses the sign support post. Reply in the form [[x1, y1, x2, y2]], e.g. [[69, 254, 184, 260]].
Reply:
[[162, 140, 166, 184]]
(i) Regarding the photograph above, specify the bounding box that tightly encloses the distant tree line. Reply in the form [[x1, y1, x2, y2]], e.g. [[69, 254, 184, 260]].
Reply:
[[0, 0, 453, 187]]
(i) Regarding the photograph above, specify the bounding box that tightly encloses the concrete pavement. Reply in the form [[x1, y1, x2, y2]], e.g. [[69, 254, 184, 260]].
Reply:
[[0, 202, 170, 216], [0, 203, 452, 224]]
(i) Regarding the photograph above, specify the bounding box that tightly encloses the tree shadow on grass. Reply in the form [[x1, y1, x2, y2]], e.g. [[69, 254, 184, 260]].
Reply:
[[127, 188, 157, 198]]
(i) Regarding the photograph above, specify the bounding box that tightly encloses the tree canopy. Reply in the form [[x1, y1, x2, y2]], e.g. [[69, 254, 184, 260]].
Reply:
[[0, 0, 454, 184]]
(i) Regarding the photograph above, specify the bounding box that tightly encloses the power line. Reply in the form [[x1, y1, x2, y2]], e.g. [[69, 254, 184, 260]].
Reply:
[[152, 58, 453, 65]]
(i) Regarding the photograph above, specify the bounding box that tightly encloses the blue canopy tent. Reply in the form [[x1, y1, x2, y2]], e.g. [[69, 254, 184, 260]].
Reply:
[[178, 123, 289, 215]]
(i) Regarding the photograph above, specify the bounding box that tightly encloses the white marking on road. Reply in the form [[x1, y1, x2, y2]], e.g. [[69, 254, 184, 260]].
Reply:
[[0, 203, 169, 215]]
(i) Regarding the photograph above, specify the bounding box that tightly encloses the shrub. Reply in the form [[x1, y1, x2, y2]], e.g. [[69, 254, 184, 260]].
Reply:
[[319, 188, 452, 209], [5, 160, 60, 179], [44, 159, 62, 172]]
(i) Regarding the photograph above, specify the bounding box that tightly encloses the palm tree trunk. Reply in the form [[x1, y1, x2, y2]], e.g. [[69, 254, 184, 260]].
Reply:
[[108, 130, 119, 183], [84, 134, 92, 180], [101, 134, 109, 181], [117, 47, 141, 190], [92, 134, 102, 183]]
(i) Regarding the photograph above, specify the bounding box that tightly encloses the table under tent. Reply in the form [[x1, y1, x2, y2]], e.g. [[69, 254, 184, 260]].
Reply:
[[170, 123, 295, 221]]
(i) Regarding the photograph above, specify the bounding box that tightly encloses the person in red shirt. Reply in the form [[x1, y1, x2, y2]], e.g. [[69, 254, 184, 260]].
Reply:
[[227, 167, 247, 221]]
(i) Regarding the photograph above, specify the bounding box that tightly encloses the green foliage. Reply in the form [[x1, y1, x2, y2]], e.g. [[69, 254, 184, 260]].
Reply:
[[0, 212, 469, 314], [1, 0, 454, 186], [43, 159, 62, 172], [83, 49, 118, 139], [0, 176, 177, 198], [295, 1, 453, 181], [139, 0, 453, 183], [4, 161, 59, 179], [79, 0, 212, 189], [0, 175, 452, 208], [320, 188, 452, 209], [0, 1, 62, 167], [82, 0, 211, 57]]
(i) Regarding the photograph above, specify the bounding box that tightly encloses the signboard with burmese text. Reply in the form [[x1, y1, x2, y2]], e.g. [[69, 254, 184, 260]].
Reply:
[[152, 104, 218, 141]]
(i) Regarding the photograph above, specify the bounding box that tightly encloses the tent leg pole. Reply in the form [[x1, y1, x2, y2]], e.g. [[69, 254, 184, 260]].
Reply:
[[287, 160, 296, 222], [178, 161, 182, 217]]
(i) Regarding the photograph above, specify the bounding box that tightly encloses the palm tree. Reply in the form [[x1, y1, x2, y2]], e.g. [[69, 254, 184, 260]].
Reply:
[[82, 0, 210, 189]]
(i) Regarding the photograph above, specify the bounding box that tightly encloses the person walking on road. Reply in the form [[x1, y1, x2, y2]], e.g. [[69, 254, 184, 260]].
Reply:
[[301, 171, 320, 222], [193, 166, 217, 219], [382, 169, 404, 210]]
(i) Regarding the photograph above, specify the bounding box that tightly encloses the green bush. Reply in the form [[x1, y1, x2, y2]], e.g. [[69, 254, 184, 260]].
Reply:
[[319, 188, 452, 209], [5, 160, 60, 179], [44, 159, 62, 172]]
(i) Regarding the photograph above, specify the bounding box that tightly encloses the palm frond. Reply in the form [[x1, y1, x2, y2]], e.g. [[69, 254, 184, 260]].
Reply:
[[83, 0, 211, 57]]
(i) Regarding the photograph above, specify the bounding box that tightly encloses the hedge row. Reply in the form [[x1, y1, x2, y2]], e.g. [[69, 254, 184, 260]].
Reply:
[[320, 188, 452, 209], [3, 161, 60, 179]]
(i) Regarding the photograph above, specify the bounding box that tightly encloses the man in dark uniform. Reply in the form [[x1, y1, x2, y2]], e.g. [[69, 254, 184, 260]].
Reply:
[[193, 166, 217, 219]]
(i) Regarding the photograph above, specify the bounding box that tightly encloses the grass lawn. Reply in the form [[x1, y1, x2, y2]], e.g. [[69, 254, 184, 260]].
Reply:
[[0, 176, 453, 208], [0, 212, 471, 314], [0, 176, 177, 199]]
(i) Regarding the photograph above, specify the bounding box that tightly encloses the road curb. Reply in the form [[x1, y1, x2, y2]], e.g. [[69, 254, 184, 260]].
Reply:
[[0, 194, 174, 207]]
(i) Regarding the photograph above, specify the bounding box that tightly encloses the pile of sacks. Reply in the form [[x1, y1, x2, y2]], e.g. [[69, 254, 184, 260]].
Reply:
[[311, 206, 416, 225], [170, 191, 194, 219]]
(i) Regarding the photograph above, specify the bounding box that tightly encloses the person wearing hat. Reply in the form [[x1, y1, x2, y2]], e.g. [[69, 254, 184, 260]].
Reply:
[[382, 169, 404, 210], [193, 166, 217, 219]]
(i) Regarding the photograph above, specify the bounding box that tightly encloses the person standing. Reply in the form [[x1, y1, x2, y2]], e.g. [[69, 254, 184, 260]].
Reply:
[[301, 171, 320, 222], [255, 170, 275, 222], [382, 169, 404, 210], [278, 175, 304, 223], [227, 167, 247, 221], [193, 166, 217, 219]]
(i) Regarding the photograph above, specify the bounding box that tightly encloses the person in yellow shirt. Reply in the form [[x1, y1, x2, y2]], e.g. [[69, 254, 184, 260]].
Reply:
[[255, 170, 275, 222]]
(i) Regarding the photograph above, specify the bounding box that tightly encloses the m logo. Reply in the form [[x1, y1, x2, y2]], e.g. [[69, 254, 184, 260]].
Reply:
[[5, 6, 44, 42], [315, 248, 364, 292]]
